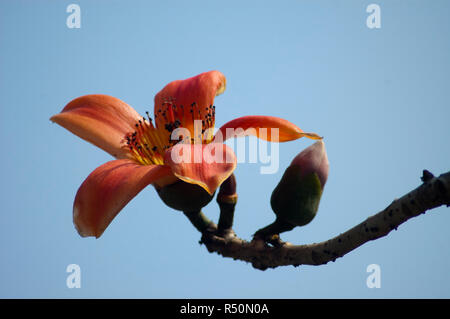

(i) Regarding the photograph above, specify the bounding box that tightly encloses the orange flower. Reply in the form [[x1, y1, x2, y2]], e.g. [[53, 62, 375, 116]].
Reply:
[[51, 71, 321, 238]]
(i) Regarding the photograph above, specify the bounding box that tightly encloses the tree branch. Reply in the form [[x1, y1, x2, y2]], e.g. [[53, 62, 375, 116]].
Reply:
[[194, 170, 450, 270]]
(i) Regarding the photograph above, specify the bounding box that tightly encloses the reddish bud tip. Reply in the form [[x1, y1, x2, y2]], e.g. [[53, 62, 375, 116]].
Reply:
[[290, 140, 329, 189]]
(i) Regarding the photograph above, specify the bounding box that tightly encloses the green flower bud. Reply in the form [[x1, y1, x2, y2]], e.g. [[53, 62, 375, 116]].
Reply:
[[156, 180, 215, 212], [271, 140, 329, 227]]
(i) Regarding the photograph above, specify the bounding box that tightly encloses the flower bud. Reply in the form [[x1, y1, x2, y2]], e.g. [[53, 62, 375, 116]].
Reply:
[[270, 140, 329, 227], [156, 180, 215, 212]]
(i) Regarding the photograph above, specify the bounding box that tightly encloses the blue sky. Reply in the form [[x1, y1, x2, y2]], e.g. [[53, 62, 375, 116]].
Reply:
[[0, 0, 449, 298]]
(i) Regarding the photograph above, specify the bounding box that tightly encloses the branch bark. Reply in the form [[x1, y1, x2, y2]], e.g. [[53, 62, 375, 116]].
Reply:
[[194, 170, 450, 270]]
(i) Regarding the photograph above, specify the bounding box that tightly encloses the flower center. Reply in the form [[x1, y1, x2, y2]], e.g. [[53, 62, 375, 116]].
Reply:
[[155, 98, 216, 144], [124, 99, 216, 166], [124, 113, 166, 165]]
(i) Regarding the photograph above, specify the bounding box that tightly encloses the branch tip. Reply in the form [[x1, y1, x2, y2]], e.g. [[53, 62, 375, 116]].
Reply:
[[421, 169, 434, 183]]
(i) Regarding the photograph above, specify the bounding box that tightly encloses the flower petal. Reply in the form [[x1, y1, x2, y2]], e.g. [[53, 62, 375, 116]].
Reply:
[[73, 159, 172, 238], [154, 71, 226, 141], [214, 115, 322, 142], [50, 94, 142, 159], [164, 143, 237, 195]]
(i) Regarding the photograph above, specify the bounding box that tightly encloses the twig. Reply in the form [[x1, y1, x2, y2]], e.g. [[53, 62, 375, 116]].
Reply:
[[192, 170, 450, 270]]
